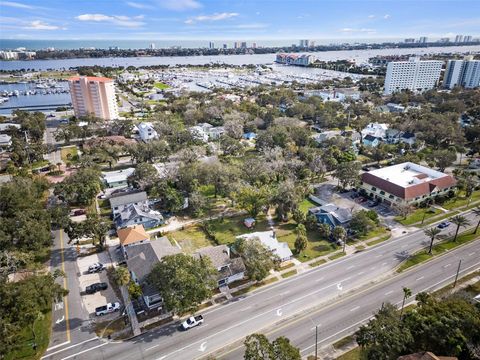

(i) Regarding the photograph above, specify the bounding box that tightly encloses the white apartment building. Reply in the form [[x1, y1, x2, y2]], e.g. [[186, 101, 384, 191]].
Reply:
[[137, 122, 158, 142], [383, 58, 443, 95], [68, 76, 119, 120], [443, 57, 480, 89]]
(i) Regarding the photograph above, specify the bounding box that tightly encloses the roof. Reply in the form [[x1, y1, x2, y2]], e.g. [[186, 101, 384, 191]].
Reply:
[[0, 134, 12, 144], [314, 204, 352, 224], [117, 225, 149, 246], [102, 168, 135, 184], [110, 191, 148, 208], [125, 236, 180, 284], [402, 132, 416, 139], [115, 204, 163, 227], [0, 123, 20, 132], [237, 231, 293, 260], [68, 76, 113, 83], [361, 162, 456, 200], [195, 245, 231, 269], [364, 134, 379, 142], [397, 352, 457, 360]]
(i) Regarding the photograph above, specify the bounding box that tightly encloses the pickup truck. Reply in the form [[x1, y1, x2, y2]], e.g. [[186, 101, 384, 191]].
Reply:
[[95, 302, 121, 316], [181, 315, 204, 330]]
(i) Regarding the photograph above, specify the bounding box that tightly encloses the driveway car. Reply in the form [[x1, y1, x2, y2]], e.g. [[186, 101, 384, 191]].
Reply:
[[88, 262, 105, 273], [85, 282, 108, 294], [437, 221, 451, 229], [95, 302, 121, 316]]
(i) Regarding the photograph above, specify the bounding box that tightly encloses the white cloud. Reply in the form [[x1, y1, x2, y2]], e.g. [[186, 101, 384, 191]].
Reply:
[[235, 23, 267, 29], [76, 13, 145, 27], [384, 14, 391, 19], [368, 15, 375, 19], [0, 1, 35, 9], [25, 20, 63, 30], [339, 27, 376, 33], [126, 1, 153, 9], [185, 12, 239, 24], [157, 0, 201, 11]]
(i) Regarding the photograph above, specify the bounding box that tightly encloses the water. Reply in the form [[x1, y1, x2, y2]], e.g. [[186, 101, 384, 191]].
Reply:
[[0, 82, 70, 115], [2, 44, 480, 72]]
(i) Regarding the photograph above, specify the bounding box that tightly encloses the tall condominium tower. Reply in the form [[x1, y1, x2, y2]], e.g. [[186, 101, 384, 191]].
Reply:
[[444, 57, 480, 89], [68, 76, 119, 120]]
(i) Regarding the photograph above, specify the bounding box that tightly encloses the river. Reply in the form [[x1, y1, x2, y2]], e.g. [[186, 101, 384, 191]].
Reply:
[[2, 44, 480, 71]]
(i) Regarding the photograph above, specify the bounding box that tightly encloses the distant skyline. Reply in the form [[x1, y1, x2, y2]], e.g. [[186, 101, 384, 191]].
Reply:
[[0, 0, 480, 41]]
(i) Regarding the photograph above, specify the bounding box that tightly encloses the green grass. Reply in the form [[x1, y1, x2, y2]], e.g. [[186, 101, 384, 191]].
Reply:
[[167, 225, 213, 254], [335, 347, 367, 360], [333, 335, 355, 349], [154, 82, 170, 90], [398, 230, 480, 272], [281, 269, 297, 278], [30, 160, 50, 169], [5, 311, 51, 360], [298, 198, 319, 214], [355, 245, 366, 251], [279, 262, 295, 271], [328, 252, 346, 261], [422, 210, 460, 226], [60, 146, 78, 162], [395, 207, 443, 226], [357, 226, 389, 241], [231, 277, 278, 297], [309, 259, 327, 267], [366, 234, 391, 246], [443, 191, 480, 210]]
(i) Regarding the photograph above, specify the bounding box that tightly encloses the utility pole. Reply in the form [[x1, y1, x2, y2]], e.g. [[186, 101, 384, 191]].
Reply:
[[453, 259, 462, 288], [315, 325, 318, 359]]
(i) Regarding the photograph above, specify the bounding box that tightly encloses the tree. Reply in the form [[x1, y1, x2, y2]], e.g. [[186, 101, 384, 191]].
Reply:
[[244, 334, 301, 360], [318, 223, 331, 239], [147, 254, 217, 314], [234, 237, 276, 281], [234, 184, 270, 218], [292, 208, 306, 225], [428, 149, 457, 172], [333, 161, 361, 190], [272, 180, 304, 221], [395, 203, 413, 220], [54, 167, 103, 206], [188, 191, 211, 218], [332, 226, 347, 252], [48, 204, 71, 230], [423, 227, 442, 254], [128, 162, 158, 191], [400, 287, 412, 319], [349, 210, 375, 237], [294, 224, 308, 255], [450, 215, 470, 242], [82, 214, 111, 249], [113, 266, 131, 286], [305, 213, 318, 231], [472, 206, 480, 234]]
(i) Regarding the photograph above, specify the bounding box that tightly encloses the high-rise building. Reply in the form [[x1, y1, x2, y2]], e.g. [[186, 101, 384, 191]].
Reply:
[[443, 57, 480, 89], [439, 37, 450, 43], [234, 41, 240, 49], [300, 39, 309, 47], [149, 43, 155, 49], [383, 58, 443, 95], [418, 36, 428, 43], [240, 41, 247, 48], [223, 43, 227, 49], [309, 40, 315, 47], [252, 42, 257, 49], [209, 41, 215, 49], [68, 76, 119, 120], [455, 35, 464, 43], [404, 38, 415, 43], [464, 35, 472, 42]]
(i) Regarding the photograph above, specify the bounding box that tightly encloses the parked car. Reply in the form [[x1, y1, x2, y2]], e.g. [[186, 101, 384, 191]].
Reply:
[[95, 302, 121, 316], [437, 221, 451, 229], [88, 262, 105, 273], [85, 282, 108, 294], [181, 315, 204, 330], [72, 209, 86, 216], [367, 200, 378, 207]]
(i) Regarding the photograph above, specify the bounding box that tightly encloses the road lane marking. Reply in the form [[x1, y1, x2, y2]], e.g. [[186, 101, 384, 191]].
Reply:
[[358, 271, 365, 275], [346, 265, 355, 270], [382, 262, 387, 266], [416, 276, 425, 281], [315, 277, 325, 282], [349, 306, 360, 312], [370, 266, 376, 270], [54, 302, 64, 311], [276, 308, 282, 316], [468, 252, 476, 256], [384, 290, 394, 295], [375, 254, 382, 258], [60, 342, 109, 360], [46, 341, 70, 352], [444, 263, 451, 268], [337, 283, 343, 291], [199, 342, 207, 352], [281, 290, 291, 295], [56, 315, 65, 324], [146, 344, 160, 351], [41, 337, 98, 358], [240, 306, 252, 312], [59, 230, 71, 343]]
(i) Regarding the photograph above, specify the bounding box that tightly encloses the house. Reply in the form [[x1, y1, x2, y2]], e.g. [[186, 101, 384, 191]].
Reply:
[[360, 162, 457, 206], [189, 124, 211, 142], [237, 231, 293, 262], [0, 123, 21, 132], [0, 134, 12, 149], [312, 130, 342, 144], [102, 168, 135, 188], [386, 103, 406, 113], [114, 203, 163, 230], [385, 128, 402, 144], [118, 225, 150, 250], [361, 123, 388, 140], [397, 352, 457, 360], [137, 122, 158, 142], [124, 235, 181, 309], [308, 204, 352, 228], [400, 132, 416, 146], [363, 134, 381, 147], [208, 126, 225, 140], [110, 191, 148, 217], [194, 245, 246, 287]]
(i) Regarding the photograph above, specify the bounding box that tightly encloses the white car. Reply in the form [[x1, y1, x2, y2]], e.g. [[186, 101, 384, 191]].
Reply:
[[95, 302, 121, 316], [88, 262, 104, 273], [181, 315, 204, 330]]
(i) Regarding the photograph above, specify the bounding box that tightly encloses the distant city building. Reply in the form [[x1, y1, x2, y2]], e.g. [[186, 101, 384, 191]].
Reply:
[[209, 41, 214, 49], [439, 37, 450, 43], [418, 36, 428, 43], [276, 53, 315, 66], [464, 35, 472, 42], [223, 43, 228, 49], [0, 50, 36, 60], [233, 41, 240, 49], [404, 38, 415, 43], [240, 41, 247, 48], [383, 57, 443, 95], [109, 46, 119, 50], [310, 40, 315, 47], [68, 76, 119, 120], [444, 56, 480, 89], [149, 43, 155, 49], [252, 42, 257, 49], [455, 34, 464, 43], [299, 39, 310, 47]]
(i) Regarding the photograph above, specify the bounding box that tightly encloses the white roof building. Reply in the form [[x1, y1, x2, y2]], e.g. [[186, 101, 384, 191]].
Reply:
[[137, 122, 158, 142], [237, 230, 293, 262], [361, 123, 389, 140], [102, 168, 135, 188]]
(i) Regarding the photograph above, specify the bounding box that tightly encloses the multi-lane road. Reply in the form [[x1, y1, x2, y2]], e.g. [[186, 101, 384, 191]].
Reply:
[[42, 211, 480, 360]]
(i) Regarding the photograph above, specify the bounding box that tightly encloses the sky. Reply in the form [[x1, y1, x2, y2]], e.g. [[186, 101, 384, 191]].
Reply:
[[0, 0, 480, 41]]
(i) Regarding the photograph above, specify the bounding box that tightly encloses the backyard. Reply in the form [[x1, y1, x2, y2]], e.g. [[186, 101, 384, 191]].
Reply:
[[60, 145, 78, 163]]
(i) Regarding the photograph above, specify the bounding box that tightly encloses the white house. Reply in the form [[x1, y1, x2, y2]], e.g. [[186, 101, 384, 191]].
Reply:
[[102, 168, 135, 188], [361, 123, 389, 140], [237, 231, 293, 262], [137, 122, 158, 142]]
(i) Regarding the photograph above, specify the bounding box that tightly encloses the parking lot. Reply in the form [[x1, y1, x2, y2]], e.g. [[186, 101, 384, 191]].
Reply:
[[77, 251, 120, 319]]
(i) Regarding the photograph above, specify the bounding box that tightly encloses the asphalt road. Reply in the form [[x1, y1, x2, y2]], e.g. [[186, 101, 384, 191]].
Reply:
[[42, 212, 480, 360]]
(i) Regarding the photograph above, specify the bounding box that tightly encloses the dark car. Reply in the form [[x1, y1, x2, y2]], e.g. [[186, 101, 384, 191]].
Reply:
[[437, 221, 451, 229], [85, 282, 108, 294], [73, 209, 86, 216]]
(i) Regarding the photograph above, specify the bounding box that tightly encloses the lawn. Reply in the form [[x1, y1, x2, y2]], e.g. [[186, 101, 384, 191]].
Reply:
[[60, 146, 78, 162], [298, 198, 319, 214], [365, 234, 391, 246], [357, 226, 390, 241], [328, 252, 346, 261], [281, 269, 297, 278], [154, 82, 170, 90], [442, 190, 480, 210], [398, 230, 480, 272], [167, 225, 213, 254], [395, 208, 442, 226], [334, 347, 367, 360], [5, 311, 51, 360]]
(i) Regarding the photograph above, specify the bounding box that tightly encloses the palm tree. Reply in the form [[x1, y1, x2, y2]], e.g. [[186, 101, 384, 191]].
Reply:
[[114, 266, 130, 286], [400, 286, 412, 319], [450, 215, 471, 242], [424, 227, 442, 254], [472, 206, 480, 234]]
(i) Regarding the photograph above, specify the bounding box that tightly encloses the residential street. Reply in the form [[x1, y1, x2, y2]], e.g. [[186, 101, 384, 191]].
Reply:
[[41, 211, 480, 360]]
